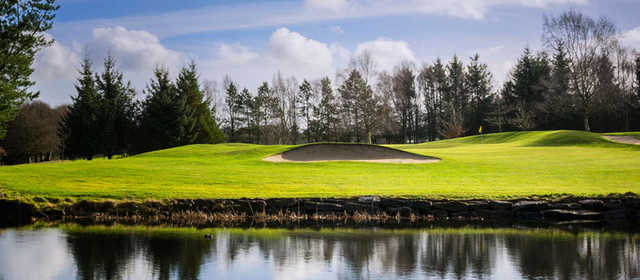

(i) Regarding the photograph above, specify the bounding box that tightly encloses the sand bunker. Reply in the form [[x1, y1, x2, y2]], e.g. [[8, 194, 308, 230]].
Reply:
[[603, 135, 640, 145], [264, 144, 440, 164]]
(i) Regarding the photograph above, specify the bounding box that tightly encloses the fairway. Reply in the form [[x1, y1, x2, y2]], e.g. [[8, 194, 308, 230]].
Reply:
[[0, 130, 638, 201]]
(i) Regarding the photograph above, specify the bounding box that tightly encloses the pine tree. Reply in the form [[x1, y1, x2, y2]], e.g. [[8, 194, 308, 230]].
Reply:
[[0, 0, 59, 140], [95, 56, 136, 159], [176, 62, 223, 144], [224, 81, 241, 142], [255, 82, 271, 144], [542, 42, 574, 129], [339, 70, 366, 142], [297, 80, 313, 143], [239, 88, 252, 140], [441, 56, 466, 138], [503, 48, 551, 130], [465, 54, 493, 134], [315, 77, 338, 142], [138, 67, 197, 153], [60, 58, 101, 160]]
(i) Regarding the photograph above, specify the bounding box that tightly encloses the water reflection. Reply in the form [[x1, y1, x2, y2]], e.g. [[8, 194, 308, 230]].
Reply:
[[0, 226, 638, 280]]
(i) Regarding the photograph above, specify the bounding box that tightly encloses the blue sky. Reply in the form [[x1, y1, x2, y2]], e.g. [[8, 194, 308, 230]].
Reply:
[[33, 0, 640, 105]]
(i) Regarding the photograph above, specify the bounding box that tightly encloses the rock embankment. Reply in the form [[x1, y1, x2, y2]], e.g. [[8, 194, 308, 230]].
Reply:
[[1, 196, 639, 226]]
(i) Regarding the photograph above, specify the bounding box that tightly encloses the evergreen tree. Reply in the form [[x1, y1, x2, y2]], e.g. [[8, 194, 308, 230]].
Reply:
[[95, 56, 136, 159], [0, 0, 59, 140], [255, 82, 272, 144], [503, 48, 551, 130], [441, 56, 466, 138], [239, 87, 252, 140], [592, 54, 620, 131], [138, 67, 196, 153], [224, 81, 241, 142], [358, 81, 379, 144], [297, 80, 313, 143], [542, 42, 575, 129], [316, 77, 338, 142], [60, 58, 101, 160], [465, 54, 493, 134], [418, 59, 447, 141], [339, 70, 367, 142], [176, 62, 223, 144]]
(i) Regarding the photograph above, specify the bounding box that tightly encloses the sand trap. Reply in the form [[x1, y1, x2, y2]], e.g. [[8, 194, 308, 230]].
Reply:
[[264, 143, 440, 164], [603, 135, 640, 145]]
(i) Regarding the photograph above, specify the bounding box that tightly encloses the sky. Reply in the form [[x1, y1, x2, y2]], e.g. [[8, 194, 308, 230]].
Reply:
[[32, 0, 640, 106]]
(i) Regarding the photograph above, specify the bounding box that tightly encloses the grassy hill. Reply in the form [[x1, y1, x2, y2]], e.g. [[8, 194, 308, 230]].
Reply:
[[0, 130, 638, 201]]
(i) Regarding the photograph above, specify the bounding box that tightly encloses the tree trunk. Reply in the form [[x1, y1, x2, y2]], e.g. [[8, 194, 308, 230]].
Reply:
[[583, 112, 590, 132]]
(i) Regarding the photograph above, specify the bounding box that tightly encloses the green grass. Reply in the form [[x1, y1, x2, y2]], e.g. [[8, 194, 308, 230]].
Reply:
[[17, 223, 639, 241], [0, 130, 638, 201]]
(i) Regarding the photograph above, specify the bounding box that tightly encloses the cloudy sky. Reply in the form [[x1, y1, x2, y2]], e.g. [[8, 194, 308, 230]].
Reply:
[[33, 0, 640, 105]]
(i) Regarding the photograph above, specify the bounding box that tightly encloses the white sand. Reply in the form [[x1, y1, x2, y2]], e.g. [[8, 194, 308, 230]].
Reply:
[[603, 135, 640, 145], [264, 144, 440, 164]]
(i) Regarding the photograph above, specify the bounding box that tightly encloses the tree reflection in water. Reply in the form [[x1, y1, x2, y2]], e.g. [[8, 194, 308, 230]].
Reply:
[[52, 227, 640, 279]]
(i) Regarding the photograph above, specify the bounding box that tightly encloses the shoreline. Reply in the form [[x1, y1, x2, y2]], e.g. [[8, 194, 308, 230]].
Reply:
[[2, 195, 639, 227]]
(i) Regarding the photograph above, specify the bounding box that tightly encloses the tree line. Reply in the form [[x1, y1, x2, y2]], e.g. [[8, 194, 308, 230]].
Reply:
[[1, 9, 640, 164], [217, 11, 640, 144]]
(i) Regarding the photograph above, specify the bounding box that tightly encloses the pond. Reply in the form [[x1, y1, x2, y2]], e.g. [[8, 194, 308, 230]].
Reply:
[[0, 225, 638, 280]]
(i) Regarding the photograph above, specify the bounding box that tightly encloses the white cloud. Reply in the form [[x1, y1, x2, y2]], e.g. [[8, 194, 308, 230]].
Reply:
[[0, 229, 72, 280], [355, 39, 416, 71], [216, 43, 258, 65], [51, 0, 587, 40], [330, 43, 351, 65], [405, 0, 588, 19], [265, 27, 335, 78], [305, 0, 349, 12], [86, 26, 184, 72], [33, 34, 81, 81], [620, 26, 640, 50], [31, 34, 81, 105], [31, 27, 190, 105], [31, 24, 525, 106]]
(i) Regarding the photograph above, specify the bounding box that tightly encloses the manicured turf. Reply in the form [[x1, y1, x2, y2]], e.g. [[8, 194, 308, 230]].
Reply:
[[0, 130, 638, 201]]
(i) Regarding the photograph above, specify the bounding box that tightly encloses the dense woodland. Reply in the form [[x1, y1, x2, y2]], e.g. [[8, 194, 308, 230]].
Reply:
[[1, 9, 640, 164]]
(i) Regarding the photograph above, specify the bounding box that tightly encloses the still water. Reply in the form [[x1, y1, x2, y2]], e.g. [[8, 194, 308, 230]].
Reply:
[[0, 225, 638, 280]]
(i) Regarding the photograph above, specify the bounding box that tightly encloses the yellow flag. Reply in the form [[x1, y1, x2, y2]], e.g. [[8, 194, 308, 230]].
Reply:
[[478, 126, 483, 134]]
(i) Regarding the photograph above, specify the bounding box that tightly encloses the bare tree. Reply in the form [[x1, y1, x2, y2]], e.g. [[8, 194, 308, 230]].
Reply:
[[349, 50, 377, 84], [543, 10, 618, 131], [2, 101, 64, 164], [285, 76, 299, 144], [392, 62, 417, 143], [271, 72, 288, 144], [202, 79, 224, 124], [376, 71, 398, 143], [612, 44, 636, 131]]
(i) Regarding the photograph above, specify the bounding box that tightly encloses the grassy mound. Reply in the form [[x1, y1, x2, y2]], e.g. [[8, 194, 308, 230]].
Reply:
[[0, 130, 638, 201]]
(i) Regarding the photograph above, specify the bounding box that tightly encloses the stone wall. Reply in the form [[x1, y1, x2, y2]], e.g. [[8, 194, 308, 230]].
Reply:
[[1, 196, 639, 226]]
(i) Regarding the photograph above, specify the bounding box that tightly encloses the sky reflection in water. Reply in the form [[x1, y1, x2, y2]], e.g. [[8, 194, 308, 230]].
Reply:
[[0, 226, 638, 280]]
